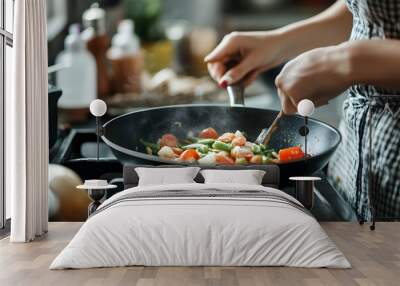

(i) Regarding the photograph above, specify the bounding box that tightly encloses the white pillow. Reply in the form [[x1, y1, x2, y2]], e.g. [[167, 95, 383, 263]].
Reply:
[[200, 169, 266, 185], [135, 167, 200, 186]]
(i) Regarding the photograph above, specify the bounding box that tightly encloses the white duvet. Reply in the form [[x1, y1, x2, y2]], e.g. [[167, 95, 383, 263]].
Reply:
[[50, 183, 350, 269]]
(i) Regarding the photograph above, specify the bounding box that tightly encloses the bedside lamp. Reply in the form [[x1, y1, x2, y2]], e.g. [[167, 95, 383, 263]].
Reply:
[[289, 99, 320, 210], [90, 99, 107, 160], [77, 100, 114, 217], [297, 99, 315, 157]]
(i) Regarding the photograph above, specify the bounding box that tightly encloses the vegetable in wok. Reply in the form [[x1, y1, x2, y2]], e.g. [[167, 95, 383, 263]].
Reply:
[[141, 127, 305, 165]]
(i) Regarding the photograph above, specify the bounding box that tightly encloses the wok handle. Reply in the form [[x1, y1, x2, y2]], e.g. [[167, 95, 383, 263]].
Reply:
[[227, 85, 245, 106], [225, 59, 245, 106]]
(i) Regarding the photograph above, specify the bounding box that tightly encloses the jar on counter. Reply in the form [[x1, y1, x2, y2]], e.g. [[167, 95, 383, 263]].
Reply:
[[56, 24, 97, 123], [107, 19, 143, 94], [82, 3, 110, 100]]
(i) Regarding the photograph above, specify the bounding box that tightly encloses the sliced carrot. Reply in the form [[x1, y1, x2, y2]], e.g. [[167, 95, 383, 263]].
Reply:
[[199, 127, 219, 139], [215, 154, 235, 165], [278, 146, 305, 162], [180, 149, 200, 162]]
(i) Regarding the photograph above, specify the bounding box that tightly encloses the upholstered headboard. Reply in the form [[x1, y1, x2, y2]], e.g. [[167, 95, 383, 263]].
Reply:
[[123, 164, 280, 189]]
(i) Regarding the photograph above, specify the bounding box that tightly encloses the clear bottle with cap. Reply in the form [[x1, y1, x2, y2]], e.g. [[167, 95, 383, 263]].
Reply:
[[56, 24, 96, 121], [107, 19, 143, 94], [82, 2, 110, 99]]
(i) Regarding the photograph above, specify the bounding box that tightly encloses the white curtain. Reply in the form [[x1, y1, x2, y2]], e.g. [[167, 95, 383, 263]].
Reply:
[[7, 0, 48, 242]]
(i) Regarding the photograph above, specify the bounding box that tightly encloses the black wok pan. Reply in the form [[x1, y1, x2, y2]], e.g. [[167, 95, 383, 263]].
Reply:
[[101, 104, 341, 185]]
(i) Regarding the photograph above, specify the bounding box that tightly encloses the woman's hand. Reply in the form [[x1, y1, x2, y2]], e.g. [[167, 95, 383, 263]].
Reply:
[[275, 44, 353, 114], [204, 31, 289, 88], [204, 1, 352, 89]]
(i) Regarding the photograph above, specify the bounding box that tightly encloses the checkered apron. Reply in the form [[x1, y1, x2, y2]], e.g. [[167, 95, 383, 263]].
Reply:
[[327, 0, 400, 221]]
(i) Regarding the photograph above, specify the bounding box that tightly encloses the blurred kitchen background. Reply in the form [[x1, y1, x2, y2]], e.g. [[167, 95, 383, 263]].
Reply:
[[47, 0, 349, 222], [48, 0, 344, 123]]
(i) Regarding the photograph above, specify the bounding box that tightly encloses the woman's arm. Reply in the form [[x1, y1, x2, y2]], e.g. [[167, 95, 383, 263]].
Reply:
[[348, 39, 400, 90], [277, 0, 353, 62], [274, 38, 400, 114], [205, 0, 352, 86]]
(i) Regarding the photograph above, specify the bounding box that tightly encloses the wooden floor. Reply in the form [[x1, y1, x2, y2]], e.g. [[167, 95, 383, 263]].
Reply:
[[0, 222, 399, 286]]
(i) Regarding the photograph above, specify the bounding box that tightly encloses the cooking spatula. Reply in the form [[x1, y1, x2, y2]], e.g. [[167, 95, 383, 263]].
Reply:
[[255, 110, 283, 146], [255, 99, 315, 146]]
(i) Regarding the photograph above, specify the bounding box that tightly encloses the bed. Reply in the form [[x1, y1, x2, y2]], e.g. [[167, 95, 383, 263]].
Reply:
[[50, 165, 350, 269]]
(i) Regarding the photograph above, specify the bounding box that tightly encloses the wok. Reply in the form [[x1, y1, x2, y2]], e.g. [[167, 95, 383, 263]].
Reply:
[[101, 104, 341, 185]]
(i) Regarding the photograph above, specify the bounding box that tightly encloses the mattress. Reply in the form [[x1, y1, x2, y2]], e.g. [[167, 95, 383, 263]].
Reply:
[[50, 183, 350, 269]]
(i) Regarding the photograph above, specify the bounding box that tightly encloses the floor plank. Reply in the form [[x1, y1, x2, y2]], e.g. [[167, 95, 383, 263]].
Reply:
[[0, 222, 399, 286]]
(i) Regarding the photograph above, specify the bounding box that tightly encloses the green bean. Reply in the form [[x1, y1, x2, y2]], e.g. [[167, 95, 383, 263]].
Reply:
[[140, 139, 160, 154], [212, 141, 233, 152], [252, 144, 262, 154], [145, 146, 153, 155], [182, 143, 209, 154], [197, 145, 209, 154], [262, 148, 275, 156], [182, 143, 203, 149], [197, 138, 215, 146]]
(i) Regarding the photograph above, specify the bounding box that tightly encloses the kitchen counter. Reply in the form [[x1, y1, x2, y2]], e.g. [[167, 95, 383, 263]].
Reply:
[[1, 222, 399, 286]]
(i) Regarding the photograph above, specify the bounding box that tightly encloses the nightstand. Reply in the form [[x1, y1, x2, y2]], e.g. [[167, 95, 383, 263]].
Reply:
[[77, 180, 117, 216], [289, 176, 321, 210]]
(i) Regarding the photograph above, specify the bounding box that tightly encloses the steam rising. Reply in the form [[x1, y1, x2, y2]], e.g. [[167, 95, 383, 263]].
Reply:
[[146, 105, 240, 142]]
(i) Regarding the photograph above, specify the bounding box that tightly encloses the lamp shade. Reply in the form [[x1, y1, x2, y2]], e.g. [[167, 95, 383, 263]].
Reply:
[[90, 99, 107, 117], [297, 99, 315, 117]]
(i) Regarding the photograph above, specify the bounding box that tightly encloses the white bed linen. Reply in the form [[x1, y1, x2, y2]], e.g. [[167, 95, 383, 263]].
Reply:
[[135, 167, 200, 186], [50, 183, 350, 269], [200, 169, 266, 185]]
